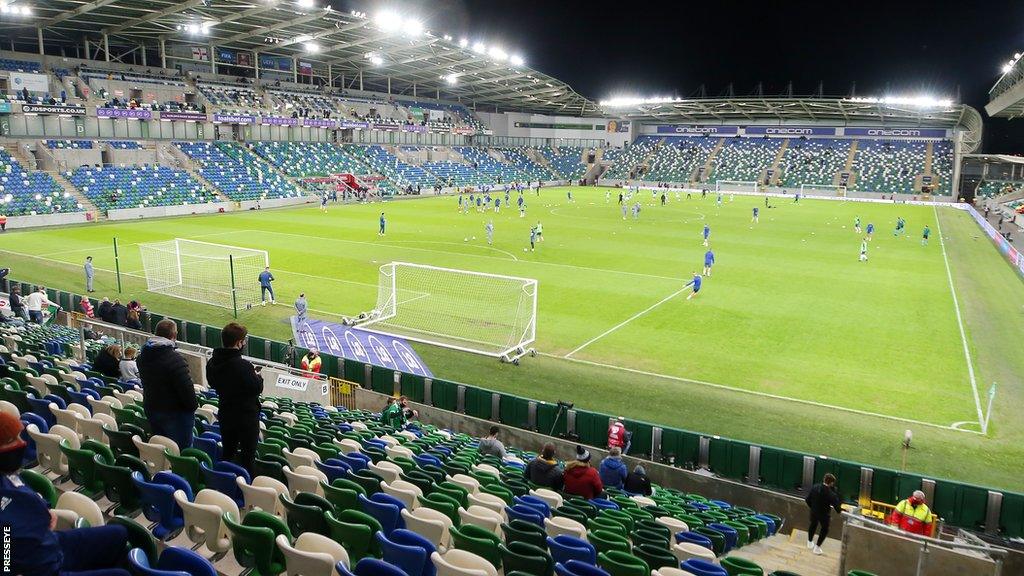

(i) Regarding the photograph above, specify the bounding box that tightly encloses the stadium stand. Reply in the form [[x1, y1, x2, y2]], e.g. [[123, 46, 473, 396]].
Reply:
[[710, 137, 782, 184], [602, 139, 659, 180], [175, 141, 303, 201], [852, 140, 928, 195], [778, 138, 851, 188], [362, 146, 437, 189], [642, 137, 718, 183], [976, 179, 1023, 198], [251, 142, 368, 178], [45, 140, 94, 150], [0, 150, 81, 216], [106, 140, 142, 150], [0, 58, 41, 72], [196, 82, 261, 109], [66, 164, 219, 211], [268, 90, 338, 117], [539, 146, 588, 179], [495, 147, 557, 181]]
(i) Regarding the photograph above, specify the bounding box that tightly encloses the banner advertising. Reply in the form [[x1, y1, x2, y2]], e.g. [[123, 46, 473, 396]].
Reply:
[[607, 120, 630, 133], [744, 126, 837, 136], [401, 124, 427, 133], [338, 120, 370, 129], [159, 111, 208, 122], [656, 124, 739, 135], [304, 118, 336, 128], [292, 318, 433, 377], [22, 104, 86, 116], [453, 126, 476, 135], [213, 113, 255, 124], [965, 205, 1024, 278], [374, 123, 400, 132], [844, 127, 947, 138], [9, 72, 49, 93], [409, 106, 424, 123], [0, 102, 12, 114], [237, 52, 252, 68], [191, 46, 209, 62], [217, 48, 236, 64], [299, 61, 313, 76], [97, 107, 153, 120], [259, 55, 292, 71], [260, 116, 300, 126]]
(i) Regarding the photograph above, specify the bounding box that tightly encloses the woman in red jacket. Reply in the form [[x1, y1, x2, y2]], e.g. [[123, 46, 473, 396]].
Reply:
[[563, 445, 604, 499]]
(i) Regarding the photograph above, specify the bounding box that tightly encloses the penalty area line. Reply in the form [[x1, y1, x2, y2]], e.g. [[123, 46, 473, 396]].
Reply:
[[545, 352, 984, 435], [565, 285, 689, 358]]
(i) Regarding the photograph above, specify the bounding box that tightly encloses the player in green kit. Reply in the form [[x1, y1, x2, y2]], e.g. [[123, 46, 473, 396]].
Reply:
[[854, 216, 861, 234], [859, 238, 868, 262]]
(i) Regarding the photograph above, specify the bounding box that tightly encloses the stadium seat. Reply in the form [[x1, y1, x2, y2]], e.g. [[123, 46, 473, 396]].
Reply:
[[431, 549, 499, 576], [277, 532, 351, 576], [127, 546, 217, 576]]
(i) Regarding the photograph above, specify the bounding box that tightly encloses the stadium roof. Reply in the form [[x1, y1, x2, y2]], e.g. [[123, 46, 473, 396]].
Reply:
[[603, 97, 984, 152], [986, 54, 1024, 119], [4, 0, 602, 115]]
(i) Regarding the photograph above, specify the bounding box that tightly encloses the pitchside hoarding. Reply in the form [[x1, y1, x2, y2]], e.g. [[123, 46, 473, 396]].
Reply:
[[843, 127, 948, 138], [653, 125, 949, 138], [744, 126, 837, 136], [159, 111, 208, 122], [213, 113, 256, 124], [292, 317, 433, 377], [97, 107, 153, 120], [657, 125, 740, 135]]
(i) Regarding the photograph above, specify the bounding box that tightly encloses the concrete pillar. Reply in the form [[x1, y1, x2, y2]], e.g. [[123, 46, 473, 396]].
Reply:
[[436, 88, 440, 99], [210, 43, 217, 74], [36, 27, 44, 55], [254, 51, 260, 79], [387, 76, 391, 94], [159, 38, 166, 69], [358, 69, 363, 91], [103, 33, 109, 62], [140, 43, 147, 66], [292, 57, 298, 83], [84, 37, 90, 60], [327, 64, 332, 87], [412, 83, 416, 97]]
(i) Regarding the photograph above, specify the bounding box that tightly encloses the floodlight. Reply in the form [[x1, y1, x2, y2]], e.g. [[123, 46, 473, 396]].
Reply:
[[488, 46, 508, 61], [186, 23, 200, 34], [1016, 53, 1021, 59], [459, 38, 469, 47], [404, 18, 423, 36], [472, 42, 486, 54], [375, 11, 401, 31], [445, 73, 458, 84], [0, 5, 9, 14], [1003, 63, 1013, 73], [295, 34, 312, 42], [369, 54, 384, 66], [443, 34, 452, 41], [510, 55, 524, 67], [599, 96, 682, 107], [21, 6, 30, 15], [304, 41, 320, 53], [296, 0, 315, 8]]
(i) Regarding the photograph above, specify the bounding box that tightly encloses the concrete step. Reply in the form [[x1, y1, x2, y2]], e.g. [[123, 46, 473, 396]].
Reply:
[[720, 529, 840, 576]]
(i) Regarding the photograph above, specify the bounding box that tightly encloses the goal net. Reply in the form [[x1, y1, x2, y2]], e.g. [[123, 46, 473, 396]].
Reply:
[[357, 262, 538, 362], [714, 180, 759, 194], [138, 239, 269, 311], [799, 184, 847, 197]]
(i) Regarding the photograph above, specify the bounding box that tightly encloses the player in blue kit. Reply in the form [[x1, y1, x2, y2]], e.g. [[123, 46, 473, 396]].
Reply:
[[752, 206, 759, 223], [320, 193, 328, 212], [703, 248, 715, 276], [703, 223, 711, 246], [378, 212, 386, 236], [866, 222, 875, 240], [684, 271, 702, 300]]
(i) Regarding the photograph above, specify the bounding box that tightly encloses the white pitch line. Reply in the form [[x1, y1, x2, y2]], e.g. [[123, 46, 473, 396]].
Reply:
[[546, 352, 984, 434], [380, 240, 519, 261], [933, 205, 985, 427], [565, 286, 689, 358]]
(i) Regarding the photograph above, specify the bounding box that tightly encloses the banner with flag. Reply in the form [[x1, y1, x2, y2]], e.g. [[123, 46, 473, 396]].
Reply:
[[190, 46, 209, 61], [299, 61, 313, 76]]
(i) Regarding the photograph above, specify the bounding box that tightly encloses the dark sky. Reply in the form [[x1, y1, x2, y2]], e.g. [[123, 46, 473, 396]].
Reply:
[[341, 0, 1024, 153]]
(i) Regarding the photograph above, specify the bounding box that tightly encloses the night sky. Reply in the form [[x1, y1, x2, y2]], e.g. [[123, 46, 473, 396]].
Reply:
[[341, 0, 1024, 153]]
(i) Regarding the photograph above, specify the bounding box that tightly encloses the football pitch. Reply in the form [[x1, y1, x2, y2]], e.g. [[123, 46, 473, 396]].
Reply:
[[3, 187, 1023, 491]]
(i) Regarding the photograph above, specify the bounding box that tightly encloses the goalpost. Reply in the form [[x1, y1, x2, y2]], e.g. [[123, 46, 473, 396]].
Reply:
[[355, 262, 538, 363], [799, 183, 848, 197], [714, 180, 760, 194], [138, 239, 269, 315]]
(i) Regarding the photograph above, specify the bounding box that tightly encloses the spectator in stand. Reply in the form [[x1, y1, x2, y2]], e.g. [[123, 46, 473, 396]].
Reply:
[[206, 322, 263, 473], [26, 286, 57, 324], [608, 417, 631, 455], [381, 396, 407, 429], [624, 464, 652, 496], [0, 412, 131, 576], [805, 473, 842, 555], [111, 298, 128, 326], [563, 445, 604, 499], [91, 344, 123, 378], [96, 297, 113, 323], [888, 490, 935, 537], [120, 347, 140, 382], [79, 296, 94, 318], [9, 285, 28, 321], [125, 307, 142, 330], [598, 446, 628, 490], [138, 319, 197, 450], [524, 443, 564, 491], [477, 426, 507, 460]]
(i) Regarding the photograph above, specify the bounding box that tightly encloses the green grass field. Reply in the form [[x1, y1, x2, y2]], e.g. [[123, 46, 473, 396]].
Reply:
[[3, 187, 1023, 491]]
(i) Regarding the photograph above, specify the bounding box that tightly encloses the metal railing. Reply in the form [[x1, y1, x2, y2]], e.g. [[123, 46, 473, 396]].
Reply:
[[840, 511, 1007, 576]]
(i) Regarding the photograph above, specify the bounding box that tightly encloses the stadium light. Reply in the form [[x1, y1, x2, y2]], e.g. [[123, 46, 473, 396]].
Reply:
[[375, 11, 402, 31], [1003, 63, 1014, 74], [599, 96, 682, 107], [369, 54, 384, 66], [510, 54, 525, 67], [445, 73, 458, 85], [296, 0, 315, 8], [304, 41, 320, 53], [404, 18, 423, 36], [472, 42, 486, 54], [459, 38, 468, 47], [846, 95, 953, 108], [488, 46, 508, 61]]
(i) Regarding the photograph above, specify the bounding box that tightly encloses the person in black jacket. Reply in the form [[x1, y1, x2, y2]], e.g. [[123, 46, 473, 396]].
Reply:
[[110, 299, 128, 326], [524, 443, 564, 491], [138, 319, 197, 450], [805, 473, 842, 555], [206, 322, 263, 473], [91, 344, 123, 378], [96, 297, 113, 323], [624, 464, 653, 496], [9, 285, 28, 321]]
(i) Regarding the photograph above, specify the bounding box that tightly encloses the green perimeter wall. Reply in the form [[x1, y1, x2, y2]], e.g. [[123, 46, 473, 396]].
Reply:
[[24, 279, 1024, 540]]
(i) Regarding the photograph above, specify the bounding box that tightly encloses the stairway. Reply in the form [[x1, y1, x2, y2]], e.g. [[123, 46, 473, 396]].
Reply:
[[838, 141, 859, 189], [161, 143, 232, 203], [721, 529, 840, 576], [528, 148, 558, 178], [48, 170, 100, 215], [766, 139, 790, 186]]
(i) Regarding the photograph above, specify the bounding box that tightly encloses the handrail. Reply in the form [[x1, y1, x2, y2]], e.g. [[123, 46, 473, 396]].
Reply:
[[841, 511, 1007, 557]]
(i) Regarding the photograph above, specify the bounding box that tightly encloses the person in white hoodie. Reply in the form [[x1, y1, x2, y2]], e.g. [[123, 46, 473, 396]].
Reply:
[[25, 286, 57, 324]]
